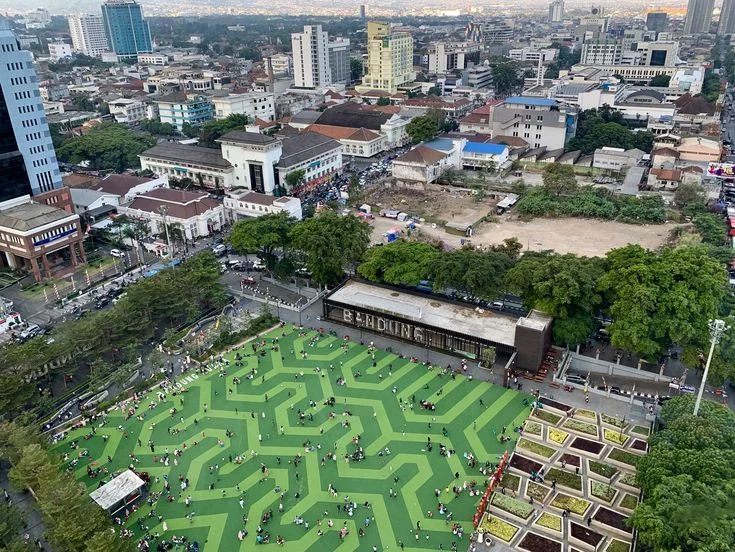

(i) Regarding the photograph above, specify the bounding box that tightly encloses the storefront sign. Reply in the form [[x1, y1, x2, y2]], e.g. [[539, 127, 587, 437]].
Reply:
[[342, 308, 424, 341]]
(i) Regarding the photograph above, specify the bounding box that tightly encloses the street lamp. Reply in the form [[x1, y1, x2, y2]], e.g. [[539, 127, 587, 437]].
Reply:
[[693, 319, 729, 416]]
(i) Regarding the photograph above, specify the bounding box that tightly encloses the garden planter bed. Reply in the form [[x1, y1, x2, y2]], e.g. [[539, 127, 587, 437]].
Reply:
[[560, 452, 581, 467], [630, 439, 647, 452], [517, 437, 556, 460], [518, 531, 563, 552], [618, 493, 638, 511], [531, 409, 562, 425], [509, 453, 543, 475], [606, 448, 639, 469], [593, 506, 632, 535], [569, 437, 605, 458], [574, 408, 598, 421], [547, 427, 570, 445], [479, 514, 520, 543], [600, 413, 628, 429], [589, 479, 617, 503], [533, 512, 563, 536], [539, 397, 573, 412], [587, 460, 618, 481], [489, 492, 535, 521], [526, 481, 551, 503], [500, 472, 521, 492], [602, 428, 629, 446], [547, 467, 583, 492], [617, 472, 639, 491], [563, 419, 600, 438], [605, 539, 632, 552], [549, 493, 592, 516], [630, 424, 650, 437], [525, 421, 543, 436], [569, 521, 605, 551]]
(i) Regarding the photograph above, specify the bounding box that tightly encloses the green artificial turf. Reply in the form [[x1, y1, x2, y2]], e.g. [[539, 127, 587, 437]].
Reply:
[[52, 325, 531, 551]]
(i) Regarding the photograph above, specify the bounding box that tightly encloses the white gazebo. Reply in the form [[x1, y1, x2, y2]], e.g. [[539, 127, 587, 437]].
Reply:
[[89, 470, 145, 515]]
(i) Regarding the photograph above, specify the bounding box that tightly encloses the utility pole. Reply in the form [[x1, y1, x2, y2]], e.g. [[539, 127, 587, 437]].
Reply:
[[159, 205, 172, 258], [693, 319, 728, 416]]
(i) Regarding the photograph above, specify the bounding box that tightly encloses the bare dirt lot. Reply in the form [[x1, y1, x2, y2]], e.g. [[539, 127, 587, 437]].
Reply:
[[372, 216, 676, 257]]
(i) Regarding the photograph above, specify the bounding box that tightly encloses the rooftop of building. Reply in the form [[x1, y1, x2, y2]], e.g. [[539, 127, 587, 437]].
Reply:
[[217, 130, 278, 146], [140, 143, 233, 169], [0, 202, 75, 232], [463, 142, 508, 155], [124, 188, 222, 220], [96, 174, 156, 197], [395, 145, 448, 165], [278, 132, 342, 169], [503, 96, 557, 107]]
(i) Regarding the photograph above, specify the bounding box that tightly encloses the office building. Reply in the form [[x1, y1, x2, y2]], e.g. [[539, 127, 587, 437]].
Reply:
[[269, 53, 292, 76], [357, 22, 415, 93], [0, 21, 63, 200], [428, 42, 481, 75], [463, 65, 493, 89], [490, 96, 576, 151], [549, 0, 564, 22], [292, 25, 331, 89], [155, 92, 213, 132], [48, 42, 72, 62], [635, 41, 679, 66], [359, 4, 366, 18], [68, 13, 109, 57], [580, 7, 610, 34], [683, 0, 715, 34], [101, 0, 152, 59], [328, 38, 351, 85], [212, 93, 276, 122], [719, 0, 735, 35], [581, 41, 622, 65], [646, 12, 668, 33]]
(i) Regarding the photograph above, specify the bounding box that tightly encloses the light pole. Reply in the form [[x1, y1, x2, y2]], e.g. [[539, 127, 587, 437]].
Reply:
[[159, 206, 172, 259], [693, 319, 729, 416]]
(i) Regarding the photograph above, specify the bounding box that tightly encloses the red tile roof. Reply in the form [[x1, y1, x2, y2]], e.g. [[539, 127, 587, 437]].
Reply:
[[96, 174, 155, 197], [395, 146, 447, 165], [126, 189, 222, 220]]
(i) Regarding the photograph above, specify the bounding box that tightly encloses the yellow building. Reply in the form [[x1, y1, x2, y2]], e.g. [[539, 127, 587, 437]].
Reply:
[[356, 22, 415, 93]]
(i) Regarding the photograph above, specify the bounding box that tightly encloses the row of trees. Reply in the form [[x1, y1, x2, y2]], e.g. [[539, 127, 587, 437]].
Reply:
[[567, 108, 655, 154], [355, 238, 731, 380], [0, 422, 133, 552], [0, 253, 226, 414], [56, 123, 156, 172], [630, 396, 735, 551], [228, 210, 371, 287]]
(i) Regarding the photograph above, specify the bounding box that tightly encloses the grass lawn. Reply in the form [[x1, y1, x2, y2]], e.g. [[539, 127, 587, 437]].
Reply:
[[52, 324, 531, 551]]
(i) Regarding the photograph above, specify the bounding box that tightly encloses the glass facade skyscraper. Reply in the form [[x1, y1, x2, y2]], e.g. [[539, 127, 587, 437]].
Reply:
[[101, 0, 152, 59]]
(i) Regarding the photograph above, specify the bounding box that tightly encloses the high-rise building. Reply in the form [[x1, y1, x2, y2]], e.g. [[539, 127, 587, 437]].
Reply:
[[719, 0, 735, 35], [328, 38, 350, 84], [0, 21, 63, 201], [359, 5, 366, 19], [646, 12, 668, 33], [683, 0, 715, 34], [291, 25, 331, 89], [549, 0, 564, 23], [356, 22, 415, 93], [101, 0, 152, 59], [580, 40, 622, 65], [68, 13, 109, 57]]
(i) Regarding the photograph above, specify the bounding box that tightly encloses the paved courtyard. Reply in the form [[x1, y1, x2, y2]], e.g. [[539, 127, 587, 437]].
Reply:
[[52, 324, 531, 551]]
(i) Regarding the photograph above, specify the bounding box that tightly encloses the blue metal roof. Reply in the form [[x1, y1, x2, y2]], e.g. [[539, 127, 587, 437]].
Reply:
[[504, 96, 557, 107], [463, 142, 508, 155]]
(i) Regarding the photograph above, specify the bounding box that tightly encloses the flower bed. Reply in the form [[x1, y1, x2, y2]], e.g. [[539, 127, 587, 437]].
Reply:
[[532, 409, 562, 425], [607, 448, 639, 468], [618, 472, 638, 489], [594, 507, 632, 534], [631, 425, 650, 436], [509, 453, 543, 475], [630, 439, 647, 452], [500, 472, 521, 492], [575, 408, 598, 421], [590, 480, 617, 503], [563, 419, 599, 436], [539, 397, 573, 412], [606, 539, 631, 552], [570, 521, 604, 548], [600, 413, 628, 429], [548, 427, 569, 445], [550, 493, 591, 516], [560, 453, 581, 467], [588, 460, 618, 479], [603, 428, 628, 446], [570, 437, 605, 455], [491, 492, 535, 520], [535, 512, 562, 533], [480, 514, 519, 543], [547, 467, 583, 491], [619, 493, 638, 510], [518, 532, 562, 552], [525, 421, 543, 436], [518, 438, 556, 459], [526, 481, 551, 502]]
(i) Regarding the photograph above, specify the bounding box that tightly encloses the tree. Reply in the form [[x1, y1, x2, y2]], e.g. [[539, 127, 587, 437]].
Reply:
[[491, 61, 520, 96], [139, 119, 177, 136], [198, 114, 249, 148], [358, 241, 440, 286], [290, 210, 371, 286], [56, 123, 155, 171], [675, 182, 707, 215], [350, 57, 363, 83], [376, 97, 391, 106], [599, 245, 727, 359], [649, 74, 671, 87], [229, 212, 295, 267], [505, 252, 606, 346], [566, 109, 655, 154], [0, 503, 26, 549], [406, 114, 439, 144], [284, 169, 306, 191], [70, 94, 95, 112], [693, 213, 727, 246], [181, 122, 200, 138], [431, 247, 515, 300], [84, 529, 134, 552], [541, 163, 578, 196]]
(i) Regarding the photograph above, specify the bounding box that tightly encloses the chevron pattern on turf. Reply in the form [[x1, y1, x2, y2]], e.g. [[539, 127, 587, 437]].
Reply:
[[52, 325, 531, 551]]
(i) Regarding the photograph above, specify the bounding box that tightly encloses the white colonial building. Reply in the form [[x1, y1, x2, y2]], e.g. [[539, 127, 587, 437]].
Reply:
[[212, 93, 276, 122], [224, 190, 303, 221]]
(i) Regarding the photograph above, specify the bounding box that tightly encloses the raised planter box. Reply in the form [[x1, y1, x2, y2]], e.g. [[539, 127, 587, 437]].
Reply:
[[489, 492, 535, 521], [569, 521, 605, 551], [602, 428, 629, 447], [531, 409, 562, 425], [605, 538, 632, 552], [533, 512, 563, 538], [569, 437, 606, 459], [559, 452, 581, 468], [547, 466, 583, 492], [618, 493, 638, 512], [587, 460, 618, 482], [525, 420, 543, 437], [547, 427, 570, 446], [500, 472, 521, 493], [518, 531, 563, 552], [592, 506, 632, 537], [549, 493, 592, 517], [509, 453, 543, 476], [629, 439, 648, 453], [574, 408, 598, 421], [479, 513, 520, 544], [526, 481, 552, 503], [617, 472, 639, 492], [517, 437, 556, 460], [606, 448, 639, 470], [539, 397, 573, 413], [562, 419, 600, 439], [589, 479, 617, 504], [630, 424, 650, 438], [600, 413, 628, 430]]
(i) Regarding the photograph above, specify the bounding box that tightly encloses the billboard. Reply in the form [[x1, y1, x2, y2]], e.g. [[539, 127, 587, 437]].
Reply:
[[707, 163, 735, 178]]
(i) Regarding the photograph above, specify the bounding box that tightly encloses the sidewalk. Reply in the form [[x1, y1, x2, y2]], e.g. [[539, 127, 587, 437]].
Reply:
[[0, 465, 49, 550]]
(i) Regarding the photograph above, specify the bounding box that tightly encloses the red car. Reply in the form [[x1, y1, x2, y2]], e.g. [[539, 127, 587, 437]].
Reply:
[[240, 278, 256, 286]]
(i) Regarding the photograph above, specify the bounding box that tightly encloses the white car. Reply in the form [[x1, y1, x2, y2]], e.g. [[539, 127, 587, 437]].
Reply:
[[110, 249, 124, 258]]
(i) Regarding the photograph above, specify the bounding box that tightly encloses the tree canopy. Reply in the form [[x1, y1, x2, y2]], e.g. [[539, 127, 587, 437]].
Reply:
[[357, 240, 440, 287], [198, 114, 249, 148], [491, 61, 521, 96], [432, 247, 515, 300], [56, 123, 155, 171], [542, 163, 578, 196], [567, 108, 654, 154], [229, 212, 295, 267], [406, 114, 439, 144]]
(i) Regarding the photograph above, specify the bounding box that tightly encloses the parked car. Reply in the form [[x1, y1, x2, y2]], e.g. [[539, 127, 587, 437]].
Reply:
[[19, 323, 43, 341], [110, 248, 124, 258], [95, 297, 110, 309], [212, 244, 227, 257], [240, 277, 256, 286]]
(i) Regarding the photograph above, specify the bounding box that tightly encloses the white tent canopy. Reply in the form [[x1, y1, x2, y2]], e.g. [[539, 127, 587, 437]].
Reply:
[[89, 470, 145, 511]]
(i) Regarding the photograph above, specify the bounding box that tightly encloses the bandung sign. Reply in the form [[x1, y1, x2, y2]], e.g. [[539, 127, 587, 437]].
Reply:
[[707, 163, 735, 178], [341, 308, 425, 342]]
